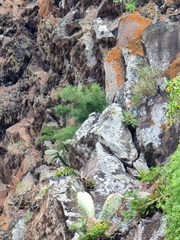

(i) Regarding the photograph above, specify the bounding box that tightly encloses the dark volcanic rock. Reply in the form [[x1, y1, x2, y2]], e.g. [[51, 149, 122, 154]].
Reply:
[[143, 22, 180, 76]]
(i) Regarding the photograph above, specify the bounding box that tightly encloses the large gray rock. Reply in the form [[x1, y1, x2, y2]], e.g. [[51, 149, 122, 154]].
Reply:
[[70, 103, 138, 169], [142, 22, 180, 71], [120, 212, 164, 240], [81, 142, 139, 214], [24, 176, 85, 240], [136, 94, 179, 166]]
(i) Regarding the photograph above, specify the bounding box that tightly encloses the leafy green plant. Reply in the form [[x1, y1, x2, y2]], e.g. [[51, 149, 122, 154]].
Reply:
[[122, 110, 137, 127], [54, 166, 81, 178], [123, 143, 180, 240], [45, 139, 71, 166], [39, 124, 58, 143], [40, 84, 107, 148], [121, 189, 158, 220], [24, 212, 33, 224], [132, 66, 159, 105], [55, 83, 107, 124], [35, 185, 50, 202], [70, 192, 123, 239], [125, 0, 137, 12], [41, 185, 50, 198], [166, 73, 180, 124]]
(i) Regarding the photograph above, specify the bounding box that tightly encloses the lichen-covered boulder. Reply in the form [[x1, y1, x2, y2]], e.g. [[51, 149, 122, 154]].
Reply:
[[142, 21, 180, 78], [70, 103, 138, 169], [81, 142, 139, 214]]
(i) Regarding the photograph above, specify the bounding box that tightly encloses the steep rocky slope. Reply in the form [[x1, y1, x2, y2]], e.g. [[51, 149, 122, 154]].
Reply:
[[0, 0, 180, 239]]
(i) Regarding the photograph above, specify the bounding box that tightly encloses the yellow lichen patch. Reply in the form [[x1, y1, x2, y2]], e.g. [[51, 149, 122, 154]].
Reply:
[[118, 12, 152, 56], [163, 53, 180, 79], [105, 46, 125, 88]]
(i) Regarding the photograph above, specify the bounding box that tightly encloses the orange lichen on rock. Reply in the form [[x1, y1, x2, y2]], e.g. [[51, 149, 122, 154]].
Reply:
[[118, 12, 152, 56], [163, 52, 180, 79], [38, 0, 54, 18], [0, 214, 10, 230], [105, 46, 125, 88], [161, 124, 167, 130]]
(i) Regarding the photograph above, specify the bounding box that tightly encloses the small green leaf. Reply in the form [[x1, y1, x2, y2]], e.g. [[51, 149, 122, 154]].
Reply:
[[63, 139, 72, 145], [47, 155, 57, 163], [45, 149, 58, 155]]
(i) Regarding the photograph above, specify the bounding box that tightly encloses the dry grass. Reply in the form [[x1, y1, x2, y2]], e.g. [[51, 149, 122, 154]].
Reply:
[[7, 141, 26, 156]]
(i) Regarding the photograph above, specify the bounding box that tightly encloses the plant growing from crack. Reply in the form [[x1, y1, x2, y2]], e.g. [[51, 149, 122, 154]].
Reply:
[[122, 110, 137, 128], [70, 192, 123, 240], [166, 72, 180, 124], [45, 139, 81, 177], [132, 66, 160, 105], [45, 139, 71, 166], [113, 0, 137, 12], [121, 143, 180, 240]]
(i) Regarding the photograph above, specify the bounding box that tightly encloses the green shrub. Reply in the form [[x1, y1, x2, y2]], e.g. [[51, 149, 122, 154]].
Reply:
[[125, 0, 137, 12], [54, 167, 81, 177], [132, 66, 159, 105], [39, 125, 58, 143], [123, 143, 180, 240], [122, 110, 137, 127], [166, 73, 180, 124], [40, 84, 107, 147], [53, 126, 78, 144], [122, 190, 158, 220], [54, 83, 107, 124]]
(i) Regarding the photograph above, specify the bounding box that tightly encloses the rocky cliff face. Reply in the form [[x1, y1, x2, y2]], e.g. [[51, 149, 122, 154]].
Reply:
[[0, 0, 180, 239]]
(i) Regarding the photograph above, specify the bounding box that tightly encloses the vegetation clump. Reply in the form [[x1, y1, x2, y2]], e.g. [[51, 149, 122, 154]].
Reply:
[[122, 110, 137, 127], [70, 192, 123, 240], [124, 0, 137, 12], [132, 66, 159, 105], [40, 84, 107, 146], [113, 0, 137, 12], [122, 143, 180, 240], [166, 72, 180, 124], [7, 141, 26, 156]]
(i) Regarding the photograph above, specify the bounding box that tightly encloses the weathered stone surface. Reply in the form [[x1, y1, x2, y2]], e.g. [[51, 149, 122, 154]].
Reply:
[[136, 94, 179, 166], [24, 193, 72, 240], [69, 112, 100, 169], [120, 213, 164, 240], [24, 176, 85, 240], [70, 104, 138, 169], [0, 35, 34, 86], [143, 22, 180, 77], [12, 218, 26, 240], [118, 13, 152, 57], [105, 46, 126, 103], [81, 142, 139, 214], [1, 0, 180, 238], [133, 153, 149, 173]]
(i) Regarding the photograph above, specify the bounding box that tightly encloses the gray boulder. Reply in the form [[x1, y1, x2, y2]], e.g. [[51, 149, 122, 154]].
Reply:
[[70, 103, 138, 169]]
